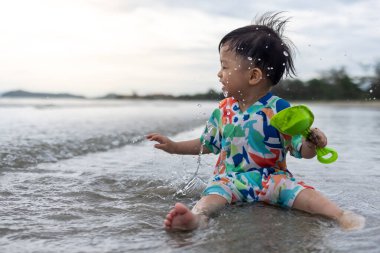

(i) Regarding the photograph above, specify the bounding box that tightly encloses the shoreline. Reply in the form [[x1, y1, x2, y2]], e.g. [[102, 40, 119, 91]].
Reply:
[[1, 97, 379, 108]]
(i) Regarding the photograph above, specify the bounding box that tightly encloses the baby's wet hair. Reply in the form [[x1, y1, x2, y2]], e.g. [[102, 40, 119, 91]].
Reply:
[[219, 12, 296, 85]]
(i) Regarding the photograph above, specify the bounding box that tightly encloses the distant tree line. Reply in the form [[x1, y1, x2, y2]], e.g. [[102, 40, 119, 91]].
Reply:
[[107, 89, 224, 100], [273, 63, 380, 101], [170, 63, 380, 101], [3, 63, 379, 101], [104, 62, 380, 101]]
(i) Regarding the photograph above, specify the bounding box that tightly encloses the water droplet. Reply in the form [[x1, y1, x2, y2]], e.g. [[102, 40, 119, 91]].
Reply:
[[370, 89, 373, 93], [197, 104, 202, 107], [238, 65, 241, 68], [256, 27, 259, 30], [258, 58, 261, 61], [283, 51, 289, 57], [281, 43, 284, 46], [268, 33, 271, 36], [234, 68, 237, 71], [248, 67, 251, 69], [247, 57, 253, 61], [228, 72, 232, 75], [282, 63, 286, 66], [265, 45, 269, 49], [223, 90, 229, 97], [227, 111, 230, 115]]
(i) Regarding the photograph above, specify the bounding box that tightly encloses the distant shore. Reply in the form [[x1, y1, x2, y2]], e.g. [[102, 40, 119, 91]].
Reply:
[[1, 89, 379, 107]]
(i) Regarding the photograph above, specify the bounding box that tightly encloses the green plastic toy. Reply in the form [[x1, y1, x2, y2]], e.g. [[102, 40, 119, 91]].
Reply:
[[270, 105, 338, 164]]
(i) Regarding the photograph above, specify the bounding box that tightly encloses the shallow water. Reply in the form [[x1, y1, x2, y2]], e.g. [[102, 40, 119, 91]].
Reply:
[[0, 98, 380, 252]]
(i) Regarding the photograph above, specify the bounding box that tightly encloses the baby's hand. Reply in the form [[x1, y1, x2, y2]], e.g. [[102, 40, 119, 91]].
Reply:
[[307, 128, 327, 148], [146, 133, 176, 154]]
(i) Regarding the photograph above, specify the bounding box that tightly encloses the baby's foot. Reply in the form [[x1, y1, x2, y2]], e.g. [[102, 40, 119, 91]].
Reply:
[[164, 203, 200, 231], [337, 211, 365, 231]]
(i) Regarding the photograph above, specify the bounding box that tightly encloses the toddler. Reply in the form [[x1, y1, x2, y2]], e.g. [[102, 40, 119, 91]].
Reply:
[[147, 12, 364, 231]]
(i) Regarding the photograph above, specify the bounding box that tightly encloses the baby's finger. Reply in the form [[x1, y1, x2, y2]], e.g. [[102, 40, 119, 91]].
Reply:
[[317, 135, 327, 148], [147, 134, 162, 142], [154, 143, 166, 150], [311, 128, 327, 147], [307, 132, 317, 144], [146, 133, 159, 139]]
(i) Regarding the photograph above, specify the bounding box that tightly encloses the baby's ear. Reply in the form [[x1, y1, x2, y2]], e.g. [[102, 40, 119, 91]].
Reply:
[[248, 68, 263, 86]]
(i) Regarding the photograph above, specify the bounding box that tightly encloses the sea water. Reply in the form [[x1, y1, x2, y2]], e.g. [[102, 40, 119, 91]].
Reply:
[[0, 98, 380, 253]]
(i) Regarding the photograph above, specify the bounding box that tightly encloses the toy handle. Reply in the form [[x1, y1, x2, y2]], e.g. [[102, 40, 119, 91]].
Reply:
[[316, 146, 338, 164]]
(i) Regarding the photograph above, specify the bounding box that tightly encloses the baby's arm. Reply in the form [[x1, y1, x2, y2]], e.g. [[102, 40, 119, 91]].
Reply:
[[146, 133, 211, 155], [301, 128, 327, 159]]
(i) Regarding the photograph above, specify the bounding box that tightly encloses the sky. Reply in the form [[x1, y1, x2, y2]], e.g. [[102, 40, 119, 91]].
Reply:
[[0, 0, 379, 97]]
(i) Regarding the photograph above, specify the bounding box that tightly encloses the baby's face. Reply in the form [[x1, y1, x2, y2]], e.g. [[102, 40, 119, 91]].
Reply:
[[217, 45, 251, 100]]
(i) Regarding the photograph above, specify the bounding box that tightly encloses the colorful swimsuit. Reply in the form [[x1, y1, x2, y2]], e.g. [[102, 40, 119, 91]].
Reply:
[[200, 92, 313, 208]]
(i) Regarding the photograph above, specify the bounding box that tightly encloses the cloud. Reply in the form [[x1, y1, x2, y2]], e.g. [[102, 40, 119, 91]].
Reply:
[[0, 0, 379, 96]]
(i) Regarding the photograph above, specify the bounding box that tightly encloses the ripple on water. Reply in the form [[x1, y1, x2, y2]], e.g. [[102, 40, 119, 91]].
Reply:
[[61, 190, 120, 202], [0, 191, 13, 197], [44, 213, 83, 221]]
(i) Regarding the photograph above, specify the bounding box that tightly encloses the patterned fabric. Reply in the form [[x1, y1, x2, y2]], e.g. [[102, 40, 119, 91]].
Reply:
[[200, 92, 313, 207], [203, 170, 313, 207]]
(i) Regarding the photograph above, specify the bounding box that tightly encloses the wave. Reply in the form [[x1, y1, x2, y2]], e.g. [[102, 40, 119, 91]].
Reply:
[[0, 99, 216, 170], [1, 133, 142, 169], [0, 122, 207, 170]]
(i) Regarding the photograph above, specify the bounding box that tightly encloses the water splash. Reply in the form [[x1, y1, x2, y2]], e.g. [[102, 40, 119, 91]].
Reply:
[[175, 126, 210, 197]]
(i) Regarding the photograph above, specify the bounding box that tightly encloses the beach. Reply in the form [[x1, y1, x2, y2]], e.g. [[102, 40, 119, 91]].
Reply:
[[0, 98, 379, 253]]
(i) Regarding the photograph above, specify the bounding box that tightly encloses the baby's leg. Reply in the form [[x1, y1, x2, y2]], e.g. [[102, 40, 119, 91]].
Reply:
[[292, 189, 365, 230], [164, 194, 227, 231]]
